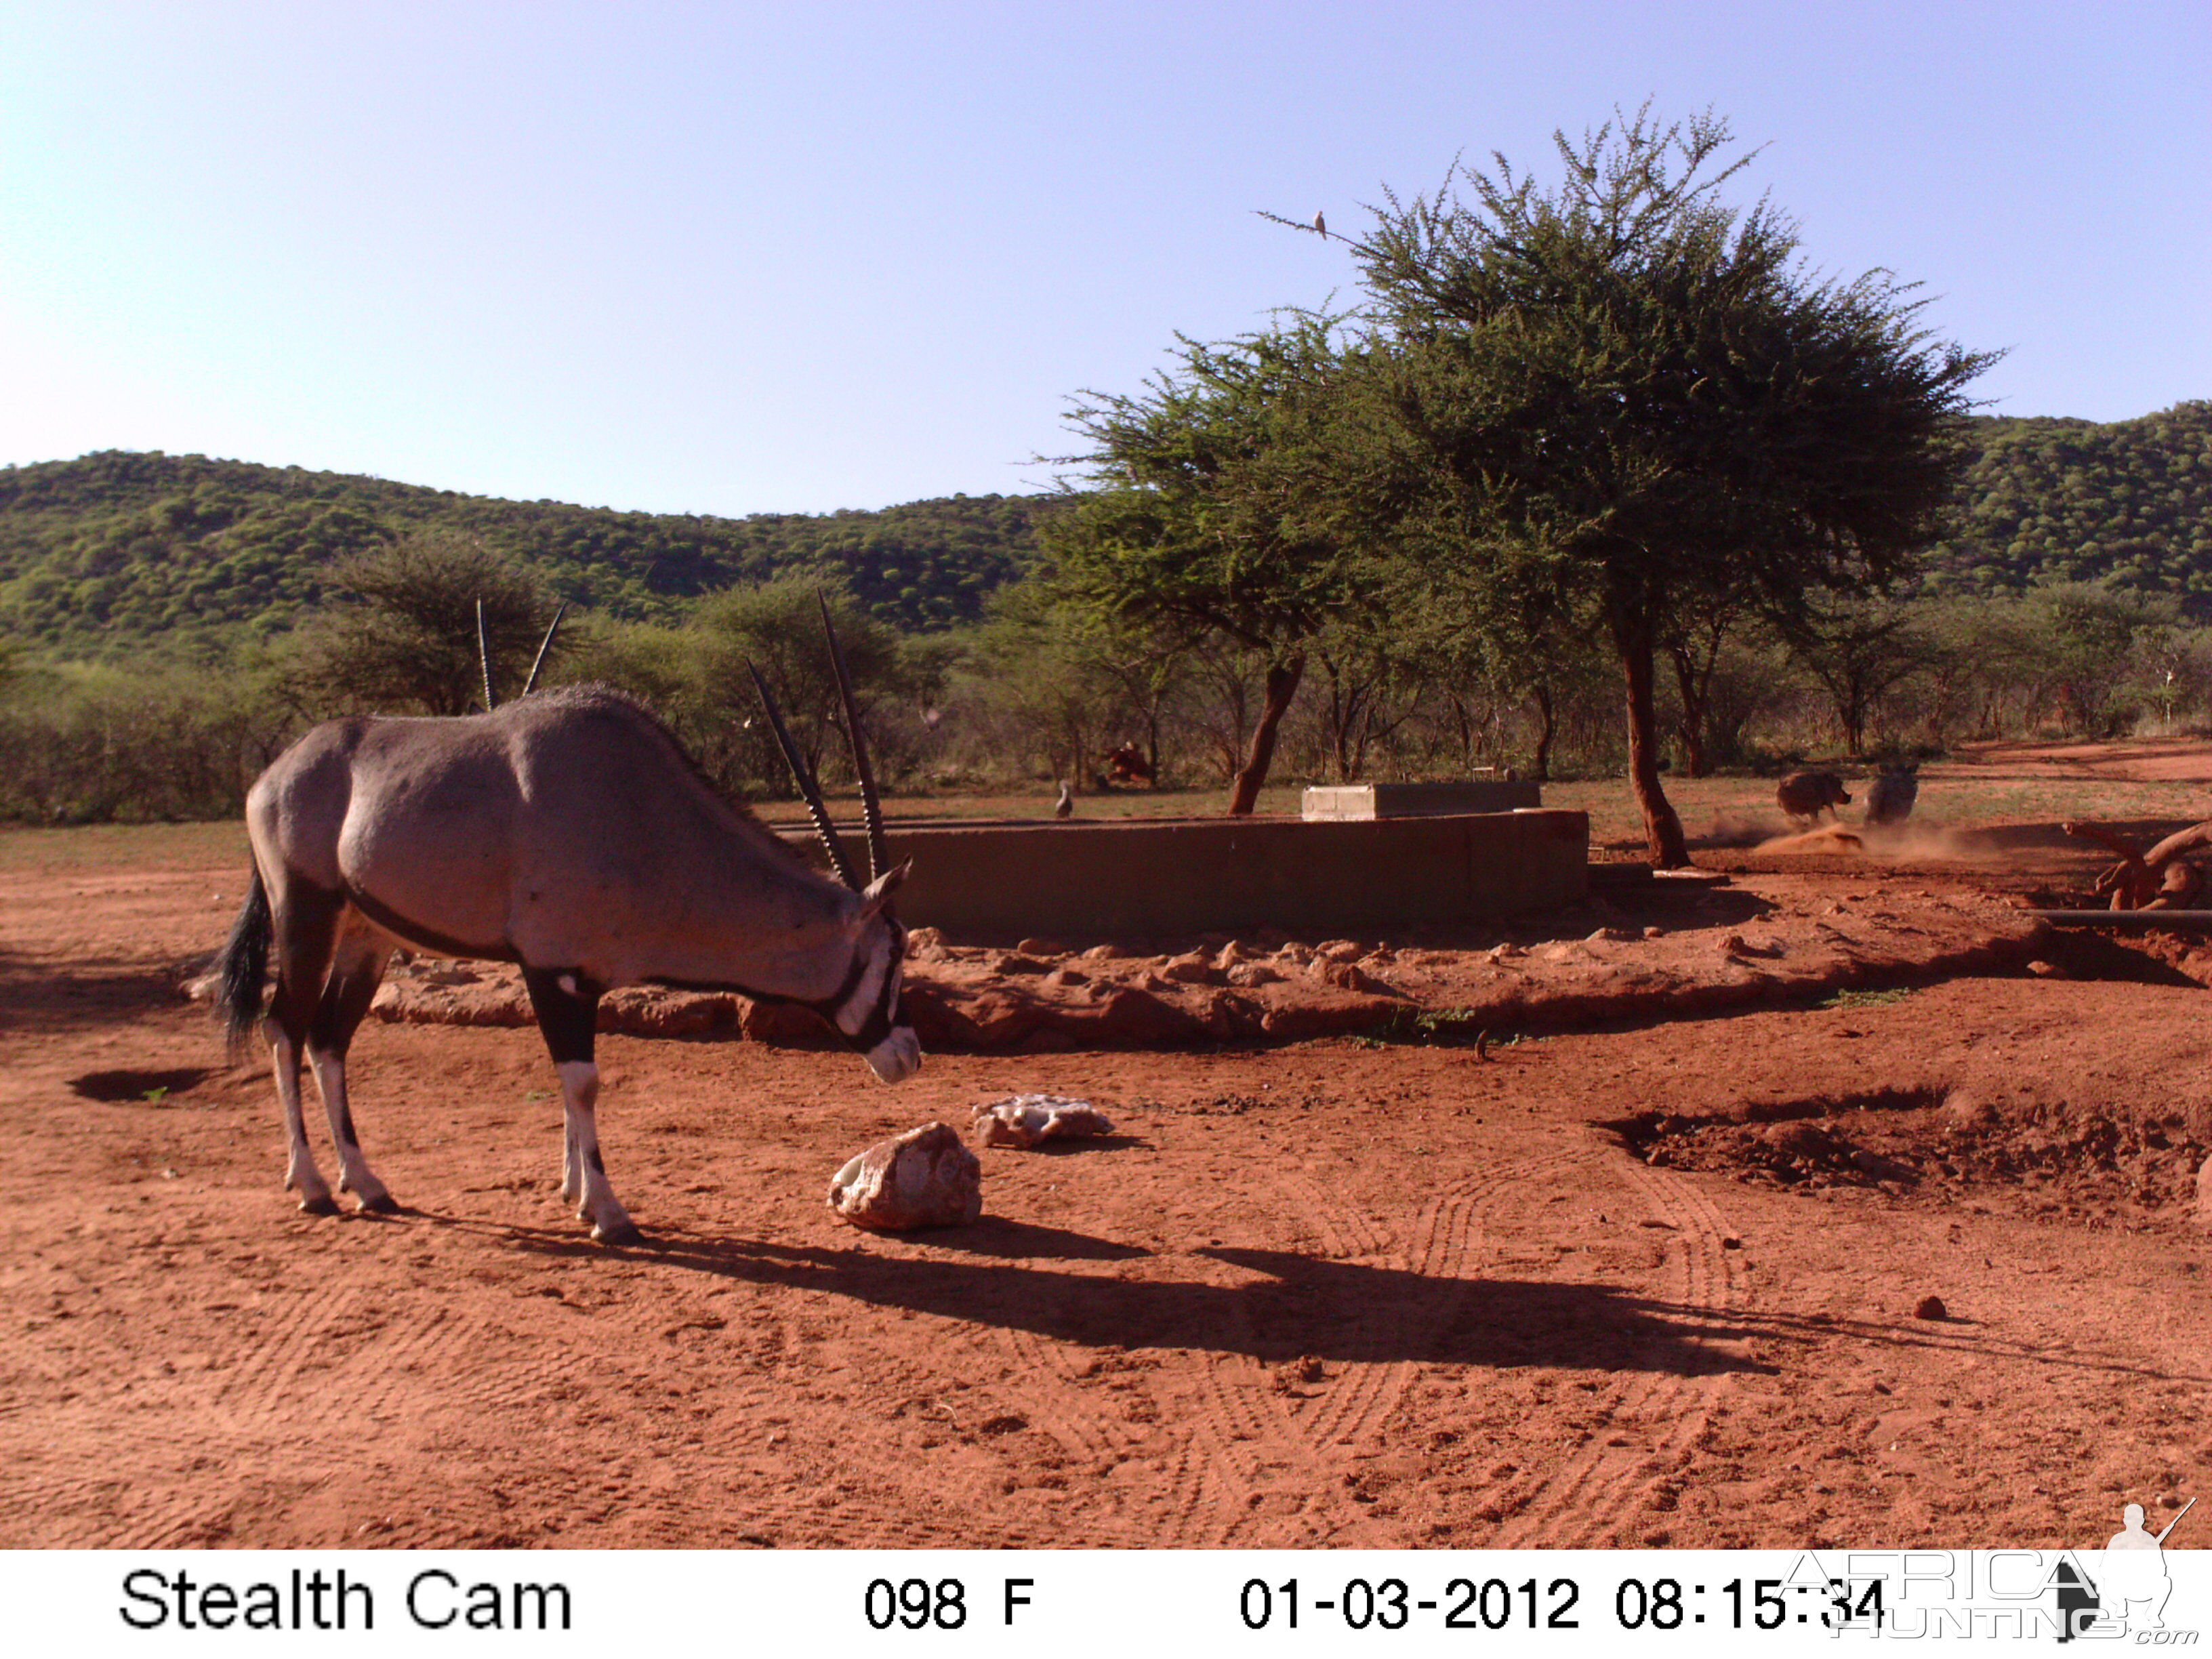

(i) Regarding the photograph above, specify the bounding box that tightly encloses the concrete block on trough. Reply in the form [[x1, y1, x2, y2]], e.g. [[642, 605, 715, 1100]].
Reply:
[[1300, 781, 1542, 819]]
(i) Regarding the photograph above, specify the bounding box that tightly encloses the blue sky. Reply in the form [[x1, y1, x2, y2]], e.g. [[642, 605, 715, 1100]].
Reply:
[[2, 1, 2205, 516]]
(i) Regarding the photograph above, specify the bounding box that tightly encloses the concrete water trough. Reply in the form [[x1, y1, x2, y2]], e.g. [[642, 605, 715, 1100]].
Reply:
[[777, 808, 1590, 941]]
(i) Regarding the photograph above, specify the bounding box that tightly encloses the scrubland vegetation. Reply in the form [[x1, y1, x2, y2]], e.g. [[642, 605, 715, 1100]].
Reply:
[[9, 498, 2212, 832]]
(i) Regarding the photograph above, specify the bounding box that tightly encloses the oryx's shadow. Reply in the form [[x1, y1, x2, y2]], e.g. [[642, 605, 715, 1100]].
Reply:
[[890, 1216, 1151, 1260], [507, 1222, 1782, 1376], [0, 944, 193, 1034]]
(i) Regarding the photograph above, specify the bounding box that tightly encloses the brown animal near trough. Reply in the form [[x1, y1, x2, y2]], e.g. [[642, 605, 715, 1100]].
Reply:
[[1777, 770, 1851, 824], [1864, 762, 1920, 825], [1103, 741, 1156, 786]]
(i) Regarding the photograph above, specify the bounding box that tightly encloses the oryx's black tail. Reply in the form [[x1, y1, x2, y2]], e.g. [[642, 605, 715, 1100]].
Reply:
[[213, 863, 272, 1057]]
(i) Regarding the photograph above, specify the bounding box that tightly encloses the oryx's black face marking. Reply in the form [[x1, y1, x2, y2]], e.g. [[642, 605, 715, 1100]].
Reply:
[[828, 919, 907, 1053]]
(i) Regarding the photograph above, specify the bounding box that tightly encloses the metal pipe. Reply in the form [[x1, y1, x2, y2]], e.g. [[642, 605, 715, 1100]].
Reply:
[[2031, 909, 2212, 930]]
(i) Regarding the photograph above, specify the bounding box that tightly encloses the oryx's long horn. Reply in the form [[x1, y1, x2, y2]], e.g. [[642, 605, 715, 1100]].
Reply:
[[519, 602, 567, 698], [745, 657, 859, 890], [817, 592, 887, 883], [476, 598, 497, 711]]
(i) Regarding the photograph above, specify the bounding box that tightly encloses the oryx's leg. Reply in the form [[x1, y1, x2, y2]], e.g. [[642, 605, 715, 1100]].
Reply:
[[305, 916, 397, 1214], [522, 968, 636, 1246], [274, 1031, 333, 1214], [264, 875, 344, 1215]]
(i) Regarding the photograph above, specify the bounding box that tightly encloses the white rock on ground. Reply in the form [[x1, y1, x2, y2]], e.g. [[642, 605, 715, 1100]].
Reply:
[[827, 1123, 983, 1231], [971, 1094, 1115, 1149]]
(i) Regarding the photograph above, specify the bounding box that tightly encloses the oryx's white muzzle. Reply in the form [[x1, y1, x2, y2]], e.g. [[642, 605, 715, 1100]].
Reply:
[[864, 1024, 922, 1084]]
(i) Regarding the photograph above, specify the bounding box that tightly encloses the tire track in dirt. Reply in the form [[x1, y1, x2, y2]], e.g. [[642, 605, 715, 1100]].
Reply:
[[1176, 1165, 1409, 1544], [906, 1144, 1431, 1549], [9, 1421, 242, 1549], [1489, 1152, 1747, 1547], [335, 1303, 472, 1427], [994, 1326, 1124, 1467], [659, 1293, 1170, 1551], [1291, 1159, 1501, 1454], [1292, 1153, 1599, 1452], [1, 1471, 136, 1546], [1284, 1170, 1417, 1460], [985, 1313, 1216, 1548], [213, 1284, 363, 1424], [14, 1286, 386, 1548], [1183, 1149, 1602, 1544], [3, 1286, 361, 1549]]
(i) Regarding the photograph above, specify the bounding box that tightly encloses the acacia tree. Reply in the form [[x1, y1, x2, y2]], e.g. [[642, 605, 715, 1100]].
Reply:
[[1042, 320, 1379, 815], [682, 575, 909, 792], [1786, 592, 1931, 755], [1664, 586, 1765, 776], [958, 581, 1127, 792], [1343, 106, 1993, 864], [298, 530, 560, 716]]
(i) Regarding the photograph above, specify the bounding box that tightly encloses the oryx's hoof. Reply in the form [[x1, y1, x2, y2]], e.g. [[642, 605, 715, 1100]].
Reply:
[[358, 1193, 401, 1215], [298, 1193, 340, 1216], [592, 1218, 642, 1247]]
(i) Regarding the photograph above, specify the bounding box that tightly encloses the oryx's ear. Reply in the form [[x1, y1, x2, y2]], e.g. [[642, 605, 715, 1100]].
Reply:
[[857, 860, 909, 919]]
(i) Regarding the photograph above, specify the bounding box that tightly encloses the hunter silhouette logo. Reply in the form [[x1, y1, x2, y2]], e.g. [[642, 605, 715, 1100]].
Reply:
[[2057, 1496, 2196, 1641]]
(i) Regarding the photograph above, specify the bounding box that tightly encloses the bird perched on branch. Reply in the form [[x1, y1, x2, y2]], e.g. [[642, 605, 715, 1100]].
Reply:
[[1312, 209, 1326, 238]]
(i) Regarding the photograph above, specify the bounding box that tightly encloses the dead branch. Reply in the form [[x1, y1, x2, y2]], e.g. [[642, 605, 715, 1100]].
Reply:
[[2064, 819, 2212, 910]]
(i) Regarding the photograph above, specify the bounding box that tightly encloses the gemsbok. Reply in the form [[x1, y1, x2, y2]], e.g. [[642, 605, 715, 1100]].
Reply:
[[212, 601, 917, 1243]]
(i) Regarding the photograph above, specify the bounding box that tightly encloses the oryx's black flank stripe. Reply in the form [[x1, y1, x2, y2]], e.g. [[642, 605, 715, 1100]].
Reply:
[[644, 928, 907, 1050], [342, 884, 514, 962], [346, 878, 901, 1050]]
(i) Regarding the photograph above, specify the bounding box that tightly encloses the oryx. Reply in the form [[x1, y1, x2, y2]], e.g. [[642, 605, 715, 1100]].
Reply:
[[211, 604, 916, 1244]]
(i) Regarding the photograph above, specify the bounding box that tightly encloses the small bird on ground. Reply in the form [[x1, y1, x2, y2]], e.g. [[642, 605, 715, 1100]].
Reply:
[[1053, 780, 1074, 819], [1312, 209, 1327, 238]]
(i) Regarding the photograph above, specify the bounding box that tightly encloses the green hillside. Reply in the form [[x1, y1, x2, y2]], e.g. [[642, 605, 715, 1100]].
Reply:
[[1924, 401, 2212, 607], [5, 403, 2209, 658], [0, 451, 1044, 653]]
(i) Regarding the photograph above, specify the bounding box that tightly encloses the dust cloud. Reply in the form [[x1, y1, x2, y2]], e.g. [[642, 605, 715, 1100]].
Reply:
[[1705, 811, 1997, 862]]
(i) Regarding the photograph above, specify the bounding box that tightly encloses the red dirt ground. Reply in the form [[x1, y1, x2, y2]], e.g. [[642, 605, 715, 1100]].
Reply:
[[3, 795, 2209, 1551]]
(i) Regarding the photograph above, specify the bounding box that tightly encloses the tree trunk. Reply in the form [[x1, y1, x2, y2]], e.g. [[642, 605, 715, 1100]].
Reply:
[[1228, 653, 1305, 816], [1667, 637, 1716, 777], [1677, 720, 1710, 778], [1530, 683, 1556, 784], [1448, 693, 1477, 776], [1618, 623, 1690, 867]]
